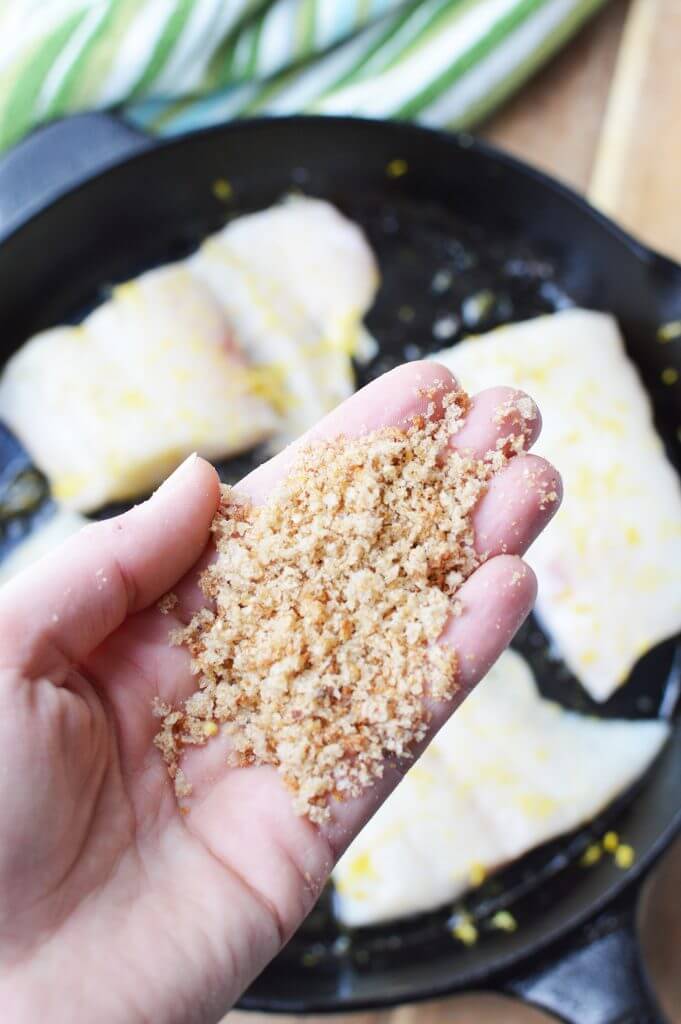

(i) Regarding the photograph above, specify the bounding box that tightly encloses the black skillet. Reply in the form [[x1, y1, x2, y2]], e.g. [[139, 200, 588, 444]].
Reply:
[[0, 114, 680, 1023]]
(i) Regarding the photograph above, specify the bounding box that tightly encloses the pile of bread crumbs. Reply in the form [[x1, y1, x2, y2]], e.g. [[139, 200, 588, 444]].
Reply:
[[155, 385, 533, 823]]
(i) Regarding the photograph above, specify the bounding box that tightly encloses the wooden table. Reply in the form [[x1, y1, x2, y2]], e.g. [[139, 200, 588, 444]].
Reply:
[[229, 3, 681, 1020], [484, 0, 681, 264]]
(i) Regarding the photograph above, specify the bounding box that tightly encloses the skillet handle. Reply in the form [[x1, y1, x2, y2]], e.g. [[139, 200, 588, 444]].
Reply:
[[0, 112, 152, 243], [504, 894, 666, 1024]]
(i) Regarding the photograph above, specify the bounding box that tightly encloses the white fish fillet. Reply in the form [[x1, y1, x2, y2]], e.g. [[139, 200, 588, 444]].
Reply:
[[0, 508, 87, 584], [436, 309, 681, 701], [332, 649, 669, 927], [0, 265, 276, 511], [190, 196, 379, 447], [0, 198, 378, 510]]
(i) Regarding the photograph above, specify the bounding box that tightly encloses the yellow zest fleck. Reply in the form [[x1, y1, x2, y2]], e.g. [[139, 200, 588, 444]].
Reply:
[[468, 862, 486, 887], [572, 466, 594, 500], [633, 640, 651, 660], [573, 602, 592, 615], [572, 527, 588, 556], [120, 389, 148, 410], [53, 473, 89, 501], [615, 844, 635, 869], [451, 917, 478, 946], [580, 843, 602, 867], [603, 463, 624, 494], [113, 281, 139, 302], [171, 367, 192, 384], [212, 178, 233, 201], [602, 831, 619, 853], [624, 526, 641, 546], [203, 721, 219, 737], [580, 649, 598, 667], [635, 566, 666, 592], [386, 158, 408, 179], [344, 852, 377, 887], [657, 320, 681, 342], [661, 367, 679, 385], [244, 363, 291, 415], [491, 910, 517, 933], [516, 793, 558, 818]]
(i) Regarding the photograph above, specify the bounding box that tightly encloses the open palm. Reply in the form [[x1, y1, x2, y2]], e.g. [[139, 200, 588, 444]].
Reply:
[[0, 363, 560, 1024]]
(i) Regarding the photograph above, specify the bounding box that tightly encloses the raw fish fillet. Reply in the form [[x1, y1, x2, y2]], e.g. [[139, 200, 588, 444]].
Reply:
[[0, 266, 276, 511], [436, 310, 681, 700], [333, 649, 668, 926], [190, 197, 379, 447], [0, 198, 378, 510]]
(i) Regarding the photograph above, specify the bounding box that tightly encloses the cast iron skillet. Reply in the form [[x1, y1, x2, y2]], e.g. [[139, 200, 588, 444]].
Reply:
[[0, 114, 680, 1023]]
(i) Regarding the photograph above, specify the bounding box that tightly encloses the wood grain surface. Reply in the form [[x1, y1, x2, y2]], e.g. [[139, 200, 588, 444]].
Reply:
[[589, 0, 681, 261], [227, 4, 681, 1020]]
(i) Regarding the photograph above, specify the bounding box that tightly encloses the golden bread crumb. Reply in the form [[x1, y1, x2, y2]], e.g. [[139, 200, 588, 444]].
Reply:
[[155, 386, 521, 822], [157, 591, 179, 615]]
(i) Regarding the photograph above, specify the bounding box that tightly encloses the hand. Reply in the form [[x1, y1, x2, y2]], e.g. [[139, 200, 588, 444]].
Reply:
[[0, 363, 561, 1024]]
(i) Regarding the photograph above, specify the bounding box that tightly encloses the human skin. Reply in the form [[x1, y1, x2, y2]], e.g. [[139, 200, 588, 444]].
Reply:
[[0, 362, 561, 1023]]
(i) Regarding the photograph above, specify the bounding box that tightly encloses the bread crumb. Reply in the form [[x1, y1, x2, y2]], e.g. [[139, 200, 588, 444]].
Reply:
[[158, 591, 179, 615], [174, 768, 192, 799], [152, 696, 171, 718], [494, 393, 536, 426], [155, 387, 523, 823], [493, 393, 537, 457], [538, 488, 559, 511]]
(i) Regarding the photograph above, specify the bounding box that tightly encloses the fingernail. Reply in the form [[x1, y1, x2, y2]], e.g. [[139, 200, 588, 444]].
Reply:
[[155, 453, 198, 496]]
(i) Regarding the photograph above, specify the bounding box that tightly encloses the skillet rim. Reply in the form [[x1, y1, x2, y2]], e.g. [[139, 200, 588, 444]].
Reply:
[[1, 112, 681, 284]]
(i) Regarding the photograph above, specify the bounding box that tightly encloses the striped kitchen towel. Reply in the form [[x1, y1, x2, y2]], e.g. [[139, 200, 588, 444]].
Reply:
[[0, 0, 607, 152]]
